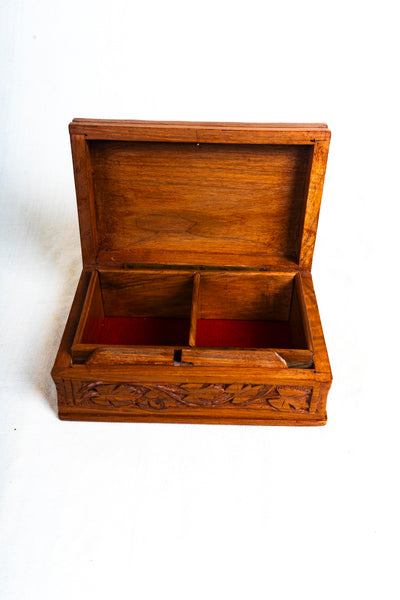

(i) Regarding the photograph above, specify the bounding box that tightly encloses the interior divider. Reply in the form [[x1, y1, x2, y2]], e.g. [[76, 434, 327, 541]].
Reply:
[[189, 272, 201, 346]]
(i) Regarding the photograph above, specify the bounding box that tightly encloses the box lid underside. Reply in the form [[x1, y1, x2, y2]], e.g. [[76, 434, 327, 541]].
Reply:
[[70, 120, 330, 270]]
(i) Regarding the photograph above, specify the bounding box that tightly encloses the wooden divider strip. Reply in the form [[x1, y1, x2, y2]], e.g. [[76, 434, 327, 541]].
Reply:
[[189, 272, 201, 346]]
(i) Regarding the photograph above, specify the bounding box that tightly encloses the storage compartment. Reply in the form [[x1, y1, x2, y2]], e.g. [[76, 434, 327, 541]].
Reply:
[[72, 270, 194, 360], [194, 272, 307, 349], [72, 269, 313, 368]]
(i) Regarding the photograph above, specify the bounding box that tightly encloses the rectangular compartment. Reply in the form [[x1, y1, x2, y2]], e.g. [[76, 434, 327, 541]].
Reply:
[[194, 272, 308, 349], [72, 270, 195, 362], [72, 269, 313, 369], [183, 271, 313, 368]]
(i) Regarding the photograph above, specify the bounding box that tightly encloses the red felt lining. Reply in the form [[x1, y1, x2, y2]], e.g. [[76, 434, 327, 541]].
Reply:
[[82, 317, 190, 346], [81, 316, 301, 349], [196, 319, 294, 348]]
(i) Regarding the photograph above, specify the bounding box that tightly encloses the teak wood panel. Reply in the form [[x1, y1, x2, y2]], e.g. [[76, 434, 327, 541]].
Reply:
[[72, 270, 103, 350], [300, 273, 331, 376], [70, 135, 98, 265], [299, 141, 330, 270], [99, 270, 194, 318], [70, 119, 330, 145], [89, 141, 312, 268], [289, 274, 313, 351], [179, 347, 313, 369], [197, 271, 294, 321], [189, 272, 200, 346]]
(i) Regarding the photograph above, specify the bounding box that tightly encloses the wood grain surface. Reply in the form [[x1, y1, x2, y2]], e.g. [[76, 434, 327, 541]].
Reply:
[[90, 141, 311, 268], [198, 271, 294, 321], [99, 270, 194, 318], [70, 119, 330, 145]]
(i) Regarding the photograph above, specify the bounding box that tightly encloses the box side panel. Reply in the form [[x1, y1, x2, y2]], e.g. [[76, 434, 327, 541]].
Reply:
[[52, 269, 92, 372], [300, 273, 331, 376]]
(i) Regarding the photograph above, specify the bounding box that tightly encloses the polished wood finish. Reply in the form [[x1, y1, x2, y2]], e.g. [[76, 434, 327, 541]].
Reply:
[[290, 273, 313, 351], [52, 120, 332, 425], [70, 119, 330, 145], [89, 141, 312, 269], [198, 272, 294, 321], [70, 135, 98, 265], [99, 270, 193, 318], [180, 348, 287, 368], [299, 141, 331, 270], [86, 346, 177, 366], [189, 272, 200, 347]]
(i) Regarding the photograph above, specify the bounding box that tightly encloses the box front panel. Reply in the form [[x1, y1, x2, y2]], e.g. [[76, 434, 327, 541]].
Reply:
[[55, 376, 327, 425]]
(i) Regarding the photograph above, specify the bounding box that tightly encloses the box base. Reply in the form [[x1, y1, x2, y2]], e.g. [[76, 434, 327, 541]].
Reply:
[[58, 409, 327, 426]]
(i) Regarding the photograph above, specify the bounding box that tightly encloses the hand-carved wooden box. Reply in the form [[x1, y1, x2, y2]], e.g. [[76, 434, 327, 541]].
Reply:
[[52, 119, 332, 425]]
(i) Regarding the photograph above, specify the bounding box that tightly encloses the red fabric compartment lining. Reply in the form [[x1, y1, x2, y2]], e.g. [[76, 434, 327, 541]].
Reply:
[[196, 319, 294, 348], [82, 317, 190, 346], [82, 317, 299, 349]]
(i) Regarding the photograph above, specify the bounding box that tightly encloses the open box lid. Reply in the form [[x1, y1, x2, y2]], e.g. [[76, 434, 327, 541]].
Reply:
[[69, 119, 330, 271]]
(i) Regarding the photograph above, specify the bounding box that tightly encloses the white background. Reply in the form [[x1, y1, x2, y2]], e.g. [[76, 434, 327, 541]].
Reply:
[[1, 1, 399, 598]]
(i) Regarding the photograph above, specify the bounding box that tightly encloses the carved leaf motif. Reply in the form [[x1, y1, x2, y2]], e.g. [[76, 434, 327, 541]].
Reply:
[[228, 384, 274, 406], [73, 382, 312, 413], [266, 387, 311, 412]]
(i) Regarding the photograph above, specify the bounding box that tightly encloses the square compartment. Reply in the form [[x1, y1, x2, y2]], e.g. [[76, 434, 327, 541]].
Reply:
[[194, 272, 308, 349]]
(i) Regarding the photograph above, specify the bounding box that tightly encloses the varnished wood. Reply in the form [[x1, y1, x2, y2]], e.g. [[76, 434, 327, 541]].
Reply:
[[198, 271, 295, 321], [300, 273, 331, 376], [180, 347, 313, 369], [276, 348, 314, 369], [299, 141, 331, 270], [180, 348, 288, 368], [70, 119, 330, 145], [90, 141, 312, 269], [54, 360, 329, 384], [71, 119, 328, 129], [71, 270, 102, 354], [70, 135, 98, 265], [59, 410, 327, 426], [51, 269, 92, 370], [189, 272, 200, 346], [99, 270, 193, 318], [52, 120, 332, 425], [86, 346, 177, 366], [289, 273, 313, 351], [96, 252, 300, 271]]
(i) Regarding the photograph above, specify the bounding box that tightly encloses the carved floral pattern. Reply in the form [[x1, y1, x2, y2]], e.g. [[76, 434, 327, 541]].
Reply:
[[70, 381, 312, 413]]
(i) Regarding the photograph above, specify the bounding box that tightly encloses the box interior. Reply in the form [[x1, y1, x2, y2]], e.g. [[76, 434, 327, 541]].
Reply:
[[72, 270, 312, 366]]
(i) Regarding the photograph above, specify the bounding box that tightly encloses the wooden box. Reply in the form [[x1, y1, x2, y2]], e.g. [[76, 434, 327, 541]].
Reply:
[[52, 119, 332, 425]]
